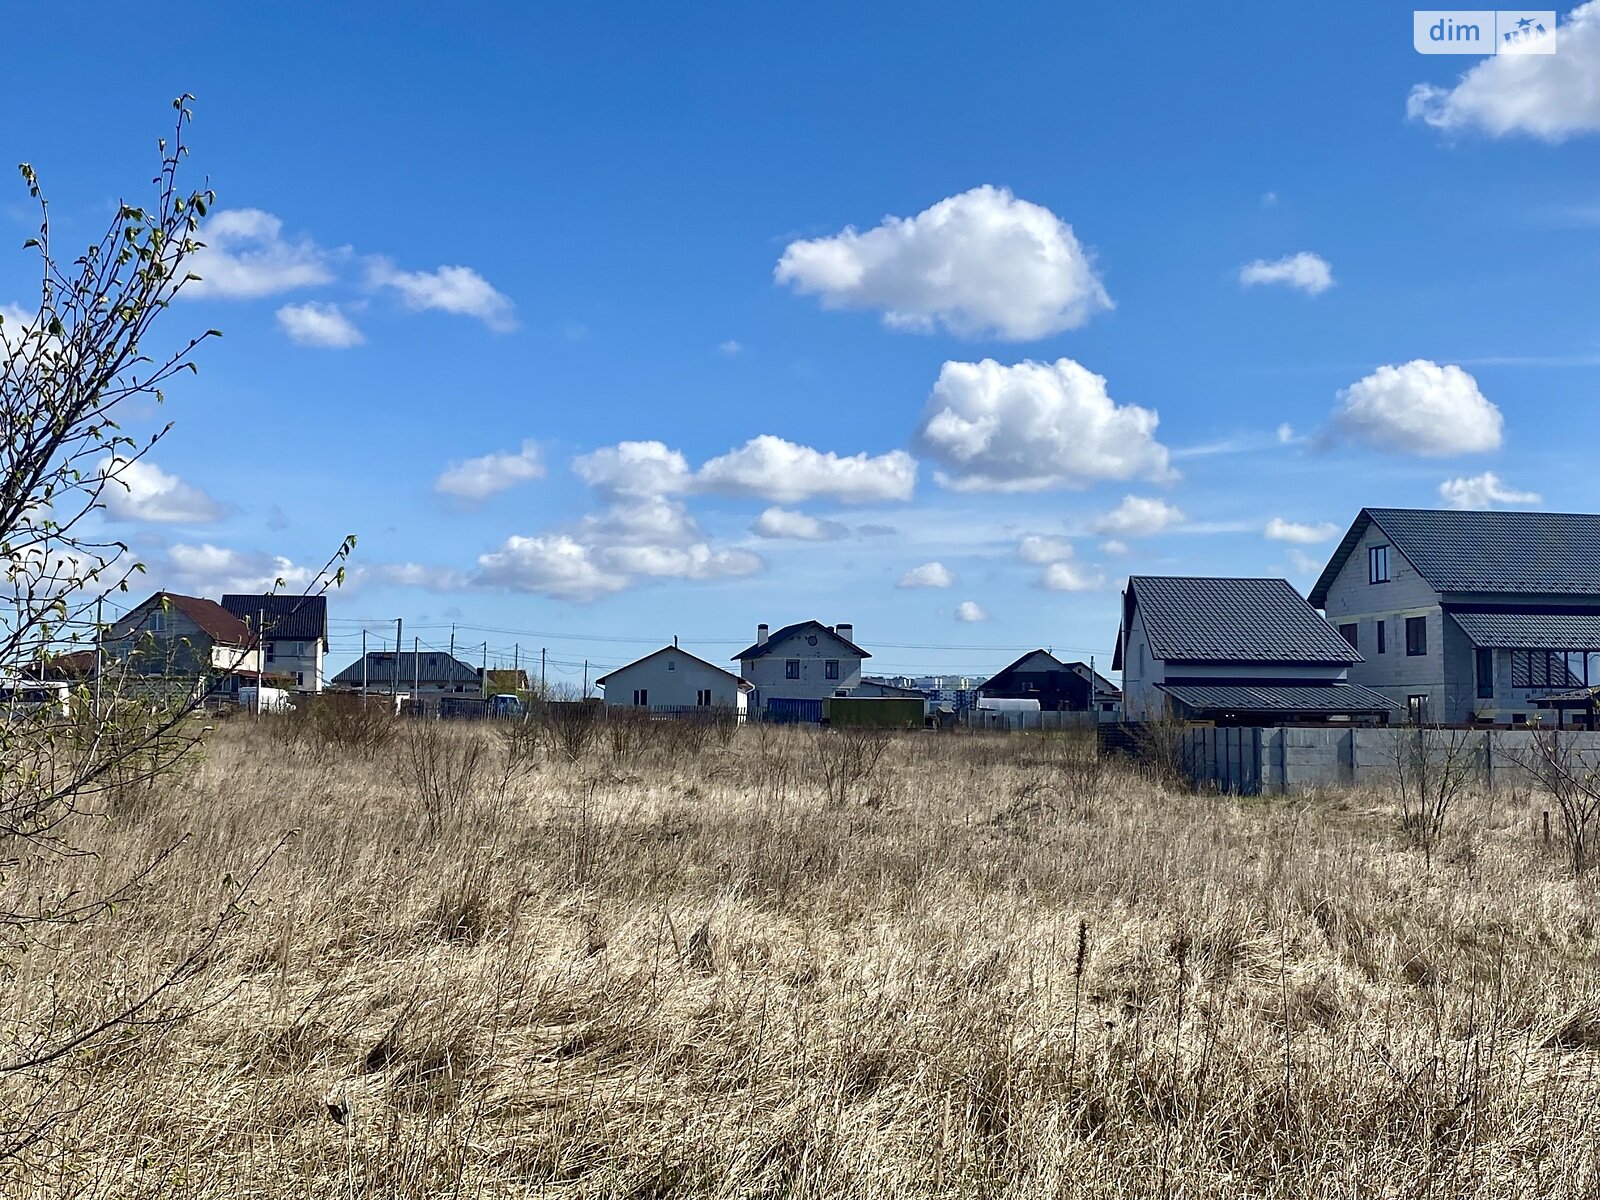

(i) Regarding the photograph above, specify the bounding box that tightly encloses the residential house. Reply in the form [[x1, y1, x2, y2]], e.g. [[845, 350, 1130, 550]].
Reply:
[[1310, 508, 1600, 726], [329, 650, 483, 698], [220, 594, 328, 692], [1114, 575, 1395, 725], [855, 677, 932, 701], [595, 642, 752, 713], [978, 650, 1121, 715], [102, 591, 263, 702], [732, 621, 869, 718]]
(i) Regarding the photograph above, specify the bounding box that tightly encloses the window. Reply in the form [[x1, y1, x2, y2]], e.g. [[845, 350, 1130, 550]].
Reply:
[[296, 671, 305, 687], [696, 688, 712, 706], [1512, 650, 1593, 690], [785, 660, 800, 680], [633, 688, 648, 706], [1405, 616, 1427, 657], [1476, 648, 1494, 700], [1369, 545, 1391, 584], [148, 610, 167, 634], [825, 659, 839, 680], [668, 660, 676, 671], [1407, 694, 1430, 725], [1338, 623, 1358, 650], [1376, 620, 1386, 655], [265, 642, 276, 663]]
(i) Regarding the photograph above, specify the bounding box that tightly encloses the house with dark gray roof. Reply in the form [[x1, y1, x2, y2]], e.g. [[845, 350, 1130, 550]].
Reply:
[[978, 650, 1121, 715], [1310, 508, 1600, 726], [1112, 576, 1395, 725], [329, 650, 483, 698], [732, 620, 869, 718], [221, 594, 329, 692]]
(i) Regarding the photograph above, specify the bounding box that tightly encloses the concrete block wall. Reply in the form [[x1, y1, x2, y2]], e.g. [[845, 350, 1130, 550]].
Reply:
[[1248, 727, 1600, 794]]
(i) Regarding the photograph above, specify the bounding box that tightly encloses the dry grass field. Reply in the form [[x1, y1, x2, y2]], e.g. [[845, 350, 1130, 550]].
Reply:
[[5, 713, 1600, 1197]]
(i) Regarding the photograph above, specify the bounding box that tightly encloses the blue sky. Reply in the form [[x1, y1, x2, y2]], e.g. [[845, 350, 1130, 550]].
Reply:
[[5, 1, 1599, 686]]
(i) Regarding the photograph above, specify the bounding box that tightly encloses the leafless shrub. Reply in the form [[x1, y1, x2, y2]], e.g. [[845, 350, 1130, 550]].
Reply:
[[293, 693, 395, 757], [1132, 707, 1191, 789], [494, 713, 544, 795], [1388, 725, 1478, 864], [605, 707, 655, 765], [402, 721, 486, 833], [1504, 726, 1600, 875], [543, 699, 601, 763], [814, 726, 891, 807]]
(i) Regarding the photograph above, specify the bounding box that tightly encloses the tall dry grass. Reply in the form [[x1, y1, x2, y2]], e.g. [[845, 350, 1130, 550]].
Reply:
[[3, 718, 1600, 1197]]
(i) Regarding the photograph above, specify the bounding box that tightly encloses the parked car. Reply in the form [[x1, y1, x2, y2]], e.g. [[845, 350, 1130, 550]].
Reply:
[[237, 686, 295, 714]]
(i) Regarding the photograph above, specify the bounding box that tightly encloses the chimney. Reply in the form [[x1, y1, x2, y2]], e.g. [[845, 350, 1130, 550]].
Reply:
[[837, 622, 854, 644], [756, 623, 769, 647]]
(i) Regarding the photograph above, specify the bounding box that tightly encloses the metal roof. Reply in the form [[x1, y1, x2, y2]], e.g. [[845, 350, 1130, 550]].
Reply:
[[1128, 576, 1361, 665], [731, 620, 871, 661], [1449, 611, 1600, 650], [594, 645, 752, 688], [221, 594, 329, 647], [1311, 508, 1600, 606], [130, 592, 253, 646], [329, 651, 480, 685], [1157, 682, 1397, 715]]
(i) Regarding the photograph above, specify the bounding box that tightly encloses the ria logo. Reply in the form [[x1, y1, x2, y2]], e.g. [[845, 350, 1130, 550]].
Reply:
[[1413, 10, 1557, 54]]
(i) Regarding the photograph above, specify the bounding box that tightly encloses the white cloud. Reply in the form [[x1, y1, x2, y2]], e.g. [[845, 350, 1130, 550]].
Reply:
[[697, 436, 917, 504], [1040, 560, 1105, 592], [751, 507, 848, 541], [1438, 471, 1543, 509], [184, 209, 334, 299], [955, 600, 987, 623], [434, 440, 545, 501], [167, 543, 313, 594], [368, 258, 516, 331], [1330, 360, 1502, 456], [1101, 539, 1129, 556], [572, 441, 694, 498], [719, 340, 742, 356], [775, 185, 1111, 340], [601, 542, 762, 582], [1276, 423, 1296, 444], [276, 302, 363, 348], [1261, 191, 1279, 208], [915, 358, 1173, 492], [99, 458, 228, 524], [1408, 3, 1600, 141], [1017, 534, 1075, 564], [1264, 517, 1340, 544], [577, 496, 702, 548], [1094, 495, 1184, 537], [898, 561, 954, 589], [1286, 549, 1324, 578], [1238, 251, 1334, 295], [474, 535, 629, 602]]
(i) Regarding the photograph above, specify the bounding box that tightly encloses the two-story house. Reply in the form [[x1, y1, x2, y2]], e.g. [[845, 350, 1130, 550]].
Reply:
[[731, 621, 868, 719], [596, 642, 752, 713], [1114, 575, 1395, 724], [220, 594, 328, 692], [1310, 508, 1600, 726], [103, 591, 263, 703]]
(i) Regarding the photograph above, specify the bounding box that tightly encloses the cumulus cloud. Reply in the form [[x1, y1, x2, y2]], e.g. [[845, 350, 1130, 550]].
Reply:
[[434, 440, 545, 502], [915, 358, 1173, 492], [955, 600, 987, 623], [1041, 560, 1106, 591], [1094, 495, 1185, 537], [1408, 3, 1600, 140], [898, 561, 954, 588], [751, 507, 849, 541], [572, 441, 694, 498], [167, 543, 313, 594], [184, 209, 334, 299], [1238, 251, 1334, 295], [276, 302, 363, 348], [1329, 361, 1502, 456], [1017, 534, 1075, 564], [1438, 471, 1543, 509], [775, 185, 1111, 340], [99, 458, 228, 524], [368, 258, 516, 331], [474, 535, 629, 602], [697, 436, 917, 504], [1264, 517, 1340, 544], [719, 340, 742, 356], [1101, 539, 1129, 556]]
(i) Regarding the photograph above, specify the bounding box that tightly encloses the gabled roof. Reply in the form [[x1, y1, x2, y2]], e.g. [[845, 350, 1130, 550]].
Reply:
[[329, 651, 480, 686], [1310, 508, 1600, 607], [731, 620, 871, 661], [130, 591, 253, 646], [1157, 681, 1396, 716], [595, 645, 753, 689], [979, 649, 1068, 691], [1066, 661, 1122, 697], [1449, 611, 1600, 651], [221, 593, 329, 648], [1122, 576, 1360, 666]]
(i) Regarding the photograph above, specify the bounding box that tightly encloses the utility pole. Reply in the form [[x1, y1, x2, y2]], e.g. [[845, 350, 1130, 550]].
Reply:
[[361, 628, 368, 698], [481, 642, 488, 699], [583, 659, 588, 698], [448, 623, 455, 669], [541, 646, 546, 693], [392, 618, 402, 706], [514, 643, 519, 689], [92, 596, 103, 722], [413, 636, 420, 710], [255, 606, 265, 716]]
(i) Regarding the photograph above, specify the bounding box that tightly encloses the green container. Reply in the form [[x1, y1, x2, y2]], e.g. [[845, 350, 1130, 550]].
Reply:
[[823, 697, 924, 729]]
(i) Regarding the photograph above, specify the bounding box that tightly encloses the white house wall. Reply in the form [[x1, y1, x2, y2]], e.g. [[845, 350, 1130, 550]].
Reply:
[[601, 650, 747, 711], [740, 629, 864, 707]]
